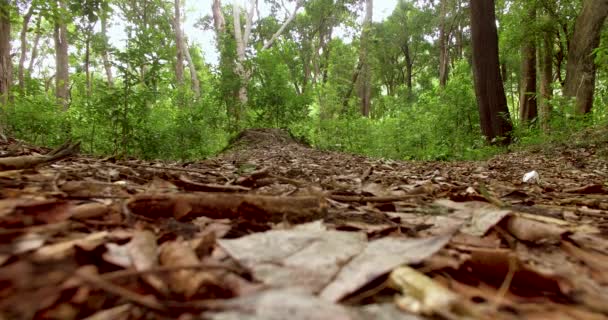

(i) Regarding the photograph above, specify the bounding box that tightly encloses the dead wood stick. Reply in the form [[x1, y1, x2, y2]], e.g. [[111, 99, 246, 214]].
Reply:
[[176, 175, 251, 192], [100, 263, 241, 282], [0, 141, 80, 171], [75, 268, 167, 312], [328, 194, 419, 203], [127, 192, 326, 223]]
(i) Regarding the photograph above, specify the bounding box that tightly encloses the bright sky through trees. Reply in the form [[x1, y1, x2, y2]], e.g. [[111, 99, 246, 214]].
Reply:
[[108, 0, 398, 65]]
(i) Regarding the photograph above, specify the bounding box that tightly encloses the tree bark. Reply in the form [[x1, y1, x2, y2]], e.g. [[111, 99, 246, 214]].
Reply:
[[212, 0, 225, 35], [519, 6, 537, 124], [27, 17, 42, 78], [401, 43, 413, 99], [470, 0, 512, 145], [18, 5, 34, 93], [540, 30, 553, 132], [84, 29, 92, 97], [183, 41, 201, 97], [54, 0, 70, 110], [564, 0, 608, 114], [358, 0, 373, 117], [0, 0, 11, 107], [100, 9, 113, 86], [174, 0, 184, 85], [262, 0, 304, 50], [232, 2, 251, 107], [438, 0, 449, 88]]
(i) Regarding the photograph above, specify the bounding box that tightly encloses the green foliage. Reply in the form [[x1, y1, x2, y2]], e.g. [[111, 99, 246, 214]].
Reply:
[[303, 61, 501, 160], [7, 0, 608, 164]]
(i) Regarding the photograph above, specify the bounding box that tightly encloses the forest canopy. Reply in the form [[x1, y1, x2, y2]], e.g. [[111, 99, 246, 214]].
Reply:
[[0, 0, 607, 160]]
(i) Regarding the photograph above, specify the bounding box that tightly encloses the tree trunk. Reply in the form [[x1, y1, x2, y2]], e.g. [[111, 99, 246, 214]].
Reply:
[[27, 20, 41, 76], [438, 0, 449, 88], [564, 0, 608, 114], [470, 0, 512, 144], [212, 0, 225, 34], [402, 43, 413, 99], [540, 30, 553, 132], [519, 6, 537, 124], [174, 0, 184, 85], [183, 41, 201, 97], [232, 2, 251, 107], [262, 0, 304, 50], [85, 30, 92, 97], [54, 0, 70, 110], [0, 0, 11, 107], [18, 5, 34, 93], [358, 0, 373, 117], [100, 10, 113, 86]]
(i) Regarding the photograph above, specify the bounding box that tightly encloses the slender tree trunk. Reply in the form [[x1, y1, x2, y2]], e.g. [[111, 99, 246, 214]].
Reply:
[[470, 0, 512, 144], [174, 0, 184, 85], [438, 0, 449, 87], [54, 0, 70, 110], [183, 41, 201, 97], [564, 0, 608, 114], [85, 30, 92, 97], [232, 2, 250, 108], [0, 0, 10, 138], [402, 44, 413, 99], [321, 27, 332, 84], [212, 0, 225, 34], [27, 17, 42, 77], [0, 0, 10, 106], [100, 12, 113, 86], [18, 5, 34, 93], [519, 6, 537, 124], [358, 0, 373, 117], [540, 30, 553, 132]]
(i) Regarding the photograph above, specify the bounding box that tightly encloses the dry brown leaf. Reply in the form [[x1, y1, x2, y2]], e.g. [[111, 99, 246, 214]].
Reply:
[[320, 232, 454, 302], [33, 231, 109, 261], [159, 241, 210, 298]]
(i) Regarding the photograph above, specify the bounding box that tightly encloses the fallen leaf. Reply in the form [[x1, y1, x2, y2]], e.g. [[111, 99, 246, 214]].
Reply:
[[320, 233, 453, 302], [159, 241, 210, 298]]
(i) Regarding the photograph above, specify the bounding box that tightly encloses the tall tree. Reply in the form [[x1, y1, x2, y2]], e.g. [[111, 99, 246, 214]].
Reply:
[[438, 0, 449, 87], [519, 3, 538, 123], [18, 3, 35, 93], [174, 0, 185, 85], [358, 0, 373, 116], [0, 0, 11, 107], [470, 0, 512, 144], [563, 0, 608, 114], [100, 4, 113, 86], [54, 0, 70, 109], [539, 12, 554, 132], [174, 0, 200, 97]]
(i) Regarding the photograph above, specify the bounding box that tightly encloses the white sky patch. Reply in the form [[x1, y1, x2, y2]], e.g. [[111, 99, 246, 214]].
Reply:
[[108, 0, 398, 66]]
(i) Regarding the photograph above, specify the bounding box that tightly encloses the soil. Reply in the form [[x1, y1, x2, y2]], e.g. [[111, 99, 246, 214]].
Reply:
[[1, 128, 608, 319]]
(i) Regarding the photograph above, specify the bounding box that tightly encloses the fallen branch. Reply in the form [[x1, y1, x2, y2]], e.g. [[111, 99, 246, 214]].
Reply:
[[0, 140, 80, 171], [127, 192, 326, 223], [75, 268, 167, 312], [328, 194, 419, 203]]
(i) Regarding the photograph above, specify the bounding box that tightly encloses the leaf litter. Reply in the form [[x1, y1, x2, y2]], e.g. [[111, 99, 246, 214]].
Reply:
[[1, 128, 608, 319]]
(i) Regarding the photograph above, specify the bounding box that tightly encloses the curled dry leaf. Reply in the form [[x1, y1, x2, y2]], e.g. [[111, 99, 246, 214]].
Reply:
[[502, 215, 565, 244], [388, 266, 462, 316], [159, 241, 210, 298], [33, 231, 109, 261], [128, 230, 168, 295], [320, 233, 454, 302]]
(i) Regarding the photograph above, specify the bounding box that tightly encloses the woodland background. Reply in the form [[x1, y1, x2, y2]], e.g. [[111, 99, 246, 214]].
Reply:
[[0, 0, 607, 161]]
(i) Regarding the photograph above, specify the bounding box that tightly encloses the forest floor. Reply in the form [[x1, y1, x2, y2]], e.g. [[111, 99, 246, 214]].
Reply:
[[1, 128, 608, 320]]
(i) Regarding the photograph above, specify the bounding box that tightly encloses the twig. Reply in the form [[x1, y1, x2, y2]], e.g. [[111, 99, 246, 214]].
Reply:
[[99, 263, 243, 282], [75, 269, 167, 312], [328, 194, 419, 203]]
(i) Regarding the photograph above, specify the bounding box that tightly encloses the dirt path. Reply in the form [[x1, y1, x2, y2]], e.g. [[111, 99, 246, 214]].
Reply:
[[1, 128, 608, 319]]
